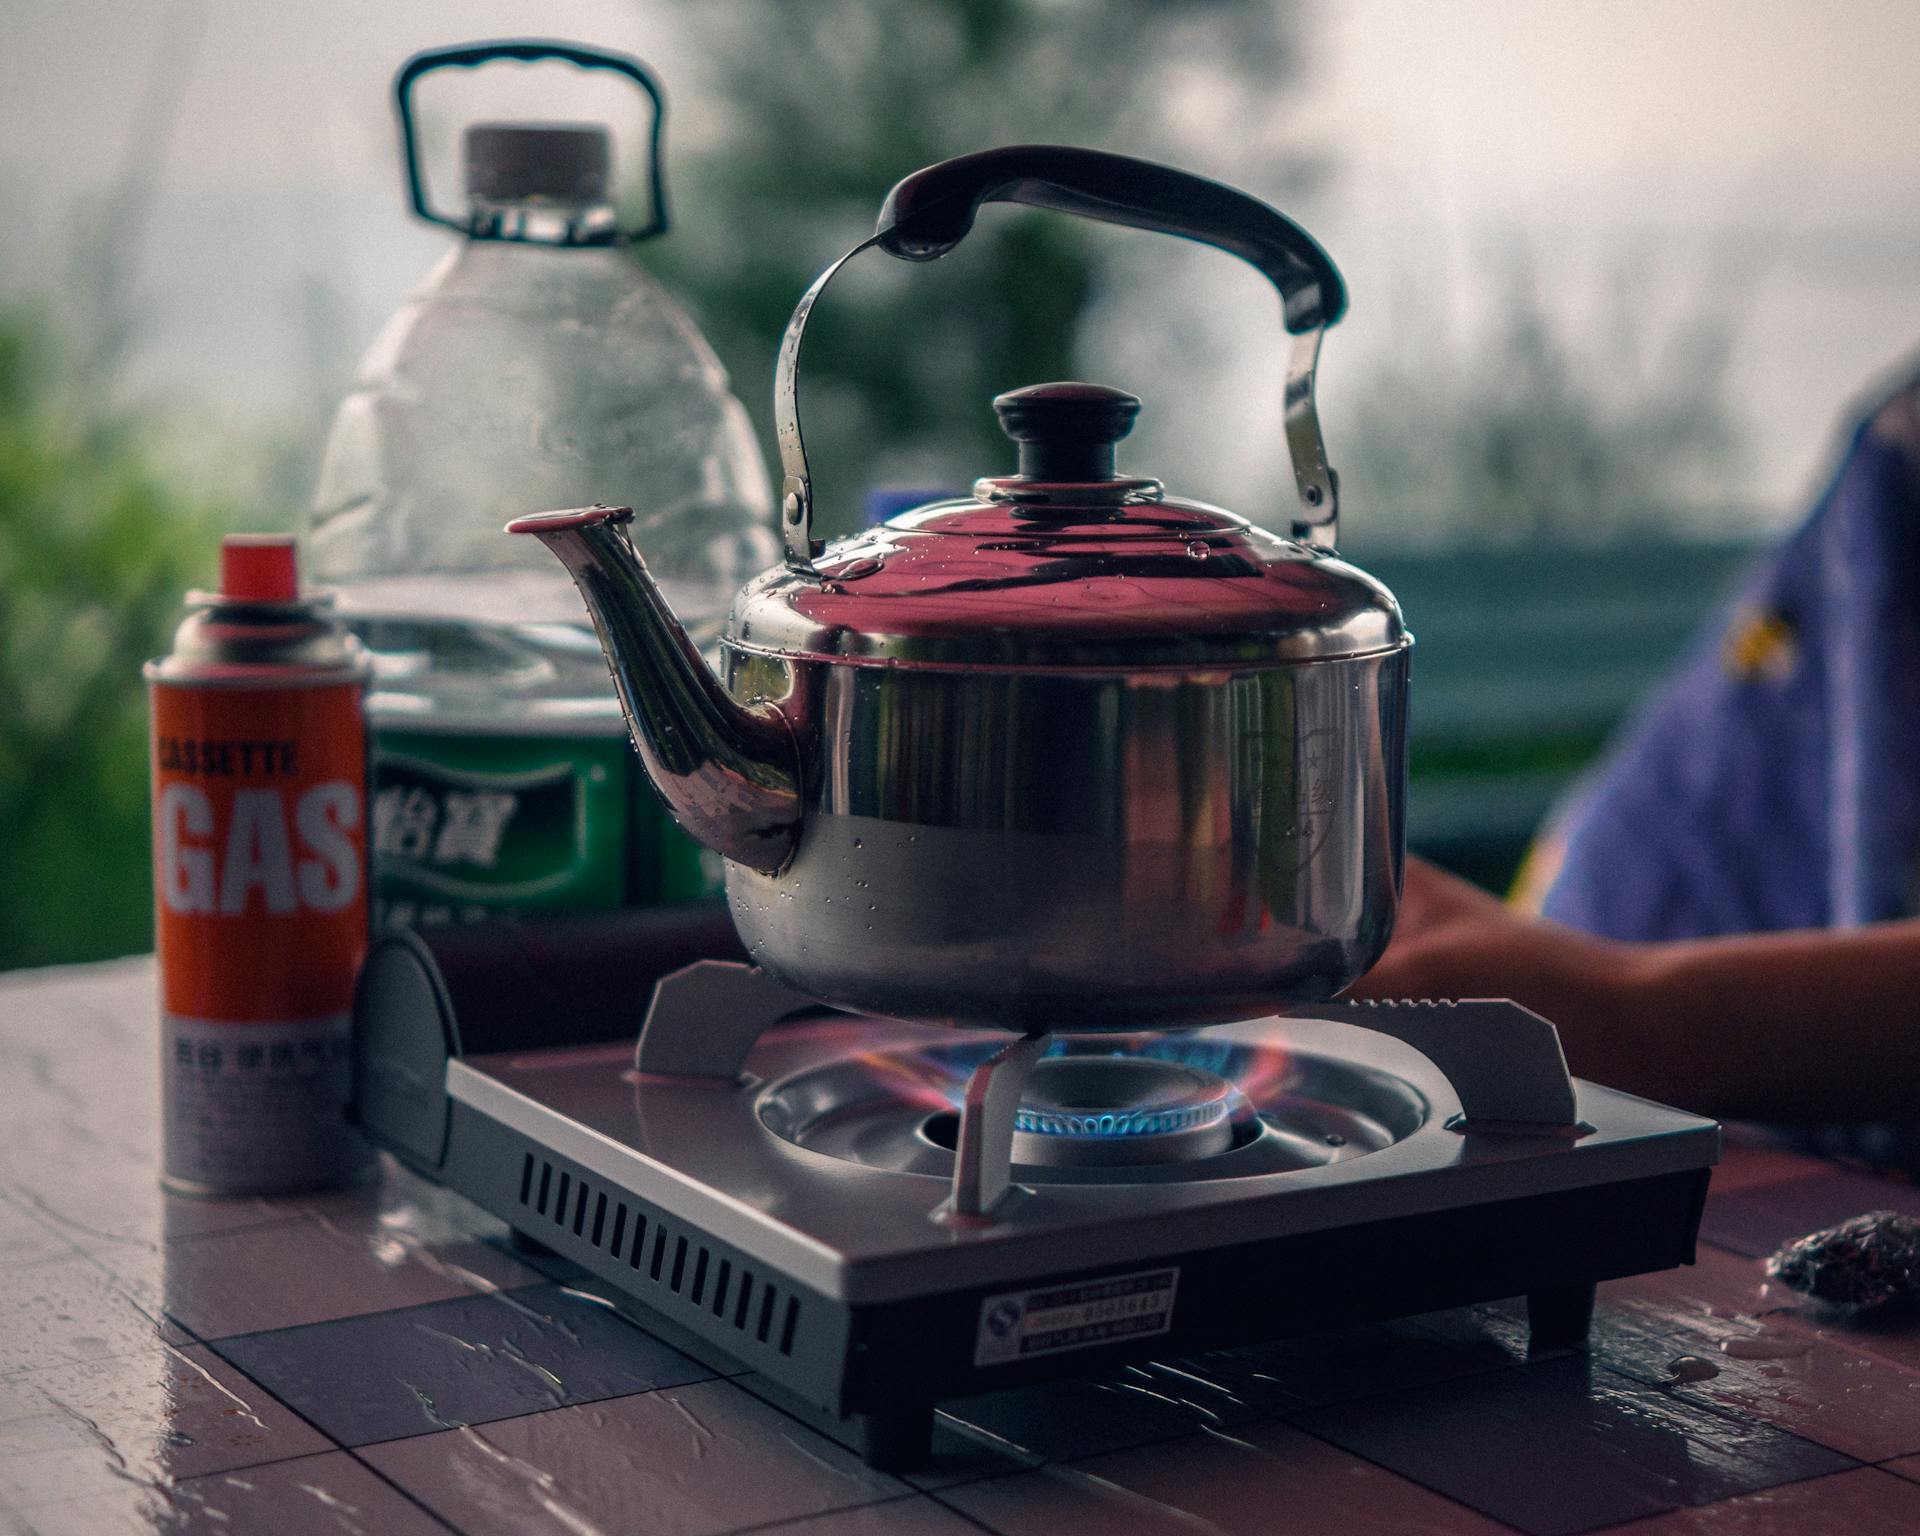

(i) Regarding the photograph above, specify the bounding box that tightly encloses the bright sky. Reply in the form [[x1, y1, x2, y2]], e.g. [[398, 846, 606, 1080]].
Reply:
[[1294, 0, 1920, 522], [3, 0, 1917, 523]]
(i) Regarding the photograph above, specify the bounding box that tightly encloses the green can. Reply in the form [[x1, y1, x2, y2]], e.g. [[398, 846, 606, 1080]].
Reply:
[[350, 615, 723, 927]]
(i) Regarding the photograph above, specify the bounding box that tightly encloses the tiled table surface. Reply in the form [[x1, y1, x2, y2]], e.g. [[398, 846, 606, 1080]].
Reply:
[[7, 960, 1920, 1535]]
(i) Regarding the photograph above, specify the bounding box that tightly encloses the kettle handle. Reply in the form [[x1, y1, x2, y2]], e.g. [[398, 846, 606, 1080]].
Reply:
[[394, 39, 669, 246], [878, 146, 1344, 331], [776, 145, 1345, 567]]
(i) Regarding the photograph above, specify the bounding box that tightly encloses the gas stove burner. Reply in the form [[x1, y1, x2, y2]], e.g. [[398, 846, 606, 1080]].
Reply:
[[757, 1032, 1423, 1184], [1008, 1057, 1239, 1167], [352, 943, 1723, 1477]]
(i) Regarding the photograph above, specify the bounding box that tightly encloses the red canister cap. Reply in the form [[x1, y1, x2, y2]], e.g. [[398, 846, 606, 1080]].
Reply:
[[220, 535, 299, 603]]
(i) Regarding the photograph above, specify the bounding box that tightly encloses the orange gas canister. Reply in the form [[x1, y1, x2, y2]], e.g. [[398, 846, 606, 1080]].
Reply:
[[146, 536, 373, 1194]]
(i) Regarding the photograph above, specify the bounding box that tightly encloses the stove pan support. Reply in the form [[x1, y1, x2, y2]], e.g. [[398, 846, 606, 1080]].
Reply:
[[1311, 997, 1595, 1348], [939, 1031, 1051, 1224], [633, 960, 829, 1079], [1310, 998, 1585, 1132], [635, 963, 1057, 1225]]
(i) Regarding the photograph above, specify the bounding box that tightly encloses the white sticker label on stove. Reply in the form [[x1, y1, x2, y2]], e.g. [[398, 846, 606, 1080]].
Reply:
[[973, 1266, 1180, 1367]]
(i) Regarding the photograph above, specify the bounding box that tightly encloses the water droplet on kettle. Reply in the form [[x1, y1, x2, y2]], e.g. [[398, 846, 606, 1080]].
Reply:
[[1185, 541, 1208, 559], [1324, 1133, 1346, 1147], [852, 837, 863, 849]]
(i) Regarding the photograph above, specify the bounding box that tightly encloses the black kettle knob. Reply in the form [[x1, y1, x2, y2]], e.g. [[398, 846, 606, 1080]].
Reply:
[[994, 382, 1141, 482]]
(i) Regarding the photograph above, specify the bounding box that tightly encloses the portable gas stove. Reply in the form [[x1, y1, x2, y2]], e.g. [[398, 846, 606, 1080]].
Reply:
[[355, 948, 1719, 1470]]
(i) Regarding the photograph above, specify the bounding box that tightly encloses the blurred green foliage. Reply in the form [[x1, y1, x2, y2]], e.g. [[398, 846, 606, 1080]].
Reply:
[[0, 313, 226, 968], [649, 0, 1314, 535], [1340, 251, 1748, 546]]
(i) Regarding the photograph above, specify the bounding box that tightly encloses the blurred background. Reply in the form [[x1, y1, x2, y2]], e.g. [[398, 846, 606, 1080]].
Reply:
[[3, 0, 1918, 969]]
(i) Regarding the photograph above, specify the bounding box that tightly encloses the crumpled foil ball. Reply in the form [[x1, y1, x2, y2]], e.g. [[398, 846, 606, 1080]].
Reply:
[[1765, 1209, 1920, 1312]]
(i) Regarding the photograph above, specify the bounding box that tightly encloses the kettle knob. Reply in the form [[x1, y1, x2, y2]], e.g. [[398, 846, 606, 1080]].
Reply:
[[994, 382, 1140, 482]]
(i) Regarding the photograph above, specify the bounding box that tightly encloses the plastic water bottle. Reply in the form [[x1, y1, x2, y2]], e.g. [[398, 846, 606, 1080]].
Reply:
[[309, 118, 774, 633], [306, 43, 774, 924]]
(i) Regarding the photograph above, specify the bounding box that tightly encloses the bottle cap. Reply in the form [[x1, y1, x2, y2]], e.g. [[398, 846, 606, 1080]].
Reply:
[[220, 535, 299, 603], [465, 123, 611, 205]]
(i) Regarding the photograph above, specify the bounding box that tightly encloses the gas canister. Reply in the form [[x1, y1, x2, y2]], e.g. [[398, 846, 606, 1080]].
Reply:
[[146, 536, 372, 1194]]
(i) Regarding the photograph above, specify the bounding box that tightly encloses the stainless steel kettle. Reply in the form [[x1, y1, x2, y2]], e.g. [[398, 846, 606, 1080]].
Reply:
[[511, 145, 1410, 1032]]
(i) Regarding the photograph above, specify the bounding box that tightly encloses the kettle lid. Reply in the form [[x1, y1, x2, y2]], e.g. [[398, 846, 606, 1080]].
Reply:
[[730, 383, 1408, 670]]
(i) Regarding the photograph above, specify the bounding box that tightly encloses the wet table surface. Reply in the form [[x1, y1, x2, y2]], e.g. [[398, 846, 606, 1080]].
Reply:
[[8, 959, 1920, 1536]]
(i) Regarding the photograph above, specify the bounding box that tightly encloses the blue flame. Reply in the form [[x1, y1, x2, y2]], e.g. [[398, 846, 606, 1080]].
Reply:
[[1014, 1099, 1231, 1139]]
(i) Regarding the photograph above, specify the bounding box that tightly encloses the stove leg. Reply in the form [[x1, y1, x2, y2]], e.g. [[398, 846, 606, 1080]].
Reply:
[[854, 1403, 935, 1473], [1526, 1281, 1597, 1350]]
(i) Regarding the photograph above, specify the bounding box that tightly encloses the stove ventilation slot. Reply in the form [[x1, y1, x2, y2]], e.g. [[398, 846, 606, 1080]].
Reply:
[[514, 1152, 802, 1357]]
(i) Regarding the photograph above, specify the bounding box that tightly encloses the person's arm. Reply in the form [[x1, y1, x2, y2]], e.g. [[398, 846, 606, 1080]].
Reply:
[[1347, 857, 1920, 1121]]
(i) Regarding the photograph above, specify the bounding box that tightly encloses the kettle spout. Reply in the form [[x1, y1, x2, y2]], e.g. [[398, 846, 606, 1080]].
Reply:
[[507, 505, 802, 874]]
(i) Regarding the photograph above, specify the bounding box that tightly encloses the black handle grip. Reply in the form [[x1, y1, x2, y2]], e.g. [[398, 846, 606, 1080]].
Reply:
[[394, 38, 668, 244], [875, 145, 1344, 333]]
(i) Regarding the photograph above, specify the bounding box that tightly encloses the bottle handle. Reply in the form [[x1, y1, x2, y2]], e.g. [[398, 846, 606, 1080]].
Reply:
[[394, 39, 669, 246], [776, 145, 1345, 567]]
